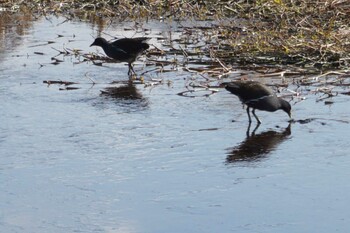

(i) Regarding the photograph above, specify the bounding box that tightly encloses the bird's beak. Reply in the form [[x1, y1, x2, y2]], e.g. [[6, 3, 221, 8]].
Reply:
[[288, 111, 292, 118], [90, 42, 95, 47]]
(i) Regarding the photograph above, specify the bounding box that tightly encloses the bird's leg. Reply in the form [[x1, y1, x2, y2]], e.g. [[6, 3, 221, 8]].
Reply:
[[252, 109, 261, 124], [251, 123, 260, 136], [128, 63, 136, 76], [246, 121, 252, 137], [246, 120, 260, 137], [128, 63, 131, 76], [246, 107, 252, 123]]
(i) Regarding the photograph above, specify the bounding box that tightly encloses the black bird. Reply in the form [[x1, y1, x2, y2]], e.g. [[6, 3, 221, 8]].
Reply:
[[90, 37, 150, 75], [223, 80, 292, 124]]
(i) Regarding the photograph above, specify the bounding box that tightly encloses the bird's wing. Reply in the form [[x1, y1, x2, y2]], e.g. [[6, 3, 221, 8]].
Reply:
[[112, 37, 149, 50], [224, 81, 275, 102], [110, 46, 127, 54], [130, 37, 151, 43], [111, 38, 149, 46]]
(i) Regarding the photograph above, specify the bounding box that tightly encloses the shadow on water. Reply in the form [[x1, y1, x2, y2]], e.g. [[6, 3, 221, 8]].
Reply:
[[226, 123, 291, 165], [99, 82, 149, 110], [290, 117, 349, 125]]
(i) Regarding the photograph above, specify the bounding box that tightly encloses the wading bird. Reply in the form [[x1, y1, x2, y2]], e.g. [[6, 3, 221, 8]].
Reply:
[[223, 80, 292, 124], [90, 37, 150, 75]]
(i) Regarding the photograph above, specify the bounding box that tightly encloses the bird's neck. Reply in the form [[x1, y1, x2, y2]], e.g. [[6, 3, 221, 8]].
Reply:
[[99, 42, 110, 50]]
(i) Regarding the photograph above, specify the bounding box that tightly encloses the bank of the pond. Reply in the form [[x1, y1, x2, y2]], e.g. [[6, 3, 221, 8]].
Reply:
[[1, 0, 350, 69]]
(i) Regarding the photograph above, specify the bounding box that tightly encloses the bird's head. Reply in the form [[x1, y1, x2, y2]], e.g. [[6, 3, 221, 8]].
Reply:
[[90, 37, 107, 47], [280, 99, 292, 118]]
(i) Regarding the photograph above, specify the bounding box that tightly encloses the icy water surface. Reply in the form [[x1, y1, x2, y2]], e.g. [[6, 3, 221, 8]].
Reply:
[[1, 15, 350, 233]]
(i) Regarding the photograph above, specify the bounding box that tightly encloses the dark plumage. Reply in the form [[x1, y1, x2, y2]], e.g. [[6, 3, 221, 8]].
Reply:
[[223, 80, 292, 124], [90, 37, 150, 75]]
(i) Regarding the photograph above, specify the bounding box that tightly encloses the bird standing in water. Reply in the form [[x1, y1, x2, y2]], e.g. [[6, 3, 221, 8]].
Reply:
[[223, 80, 292, 124], [90, 37, 150, 75]]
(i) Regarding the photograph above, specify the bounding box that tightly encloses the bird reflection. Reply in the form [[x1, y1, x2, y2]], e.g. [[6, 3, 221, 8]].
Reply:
[[100, 82, 148, 109], [100, 81, 144, 99], [226, 123, 291, 164]]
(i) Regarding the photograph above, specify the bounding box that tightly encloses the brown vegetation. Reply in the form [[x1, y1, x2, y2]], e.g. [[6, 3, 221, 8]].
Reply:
[[2, 0, 349, 70], [2, 1, 350, 99]]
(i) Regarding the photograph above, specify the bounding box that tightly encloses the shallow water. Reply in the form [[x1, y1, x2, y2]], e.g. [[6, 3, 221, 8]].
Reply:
[[1, 15, 350, 233]]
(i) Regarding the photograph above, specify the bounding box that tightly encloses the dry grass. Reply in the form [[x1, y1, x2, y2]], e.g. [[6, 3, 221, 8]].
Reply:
[[1, 0, 350, 70]]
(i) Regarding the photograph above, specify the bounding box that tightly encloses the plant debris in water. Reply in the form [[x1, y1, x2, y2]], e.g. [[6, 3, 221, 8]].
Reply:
[[3, 0, 349, 67], [2, 0, 350, 99]]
